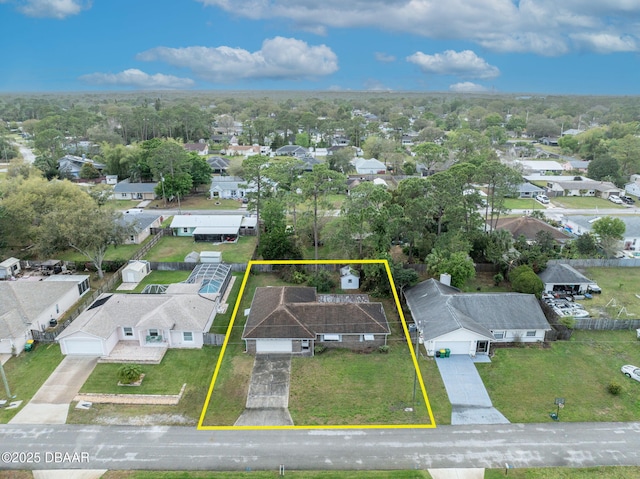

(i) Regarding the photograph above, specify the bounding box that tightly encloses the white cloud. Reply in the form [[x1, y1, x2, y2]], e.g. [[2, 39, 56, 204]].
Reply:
[[137, 37, 338, 82], [375, 52, 396, 63], [570, 33, 638, 53], [6, 0, 90, 18], [79, 69, 195, 89], [196, 0, 640, 55], [363, 79, 392, 91], [449, 81, 489, 92], [407, 50, 500, 79]]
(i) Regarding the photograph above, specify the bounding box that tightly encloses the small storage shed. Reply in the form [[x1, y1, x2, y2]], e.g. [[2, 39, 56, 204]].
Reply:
[[340, 265, 360, 290], [184, 251, 200, 263], [0, 257, 21, 279], [121, 260, 151, 283], [200, 251, 222, 264]]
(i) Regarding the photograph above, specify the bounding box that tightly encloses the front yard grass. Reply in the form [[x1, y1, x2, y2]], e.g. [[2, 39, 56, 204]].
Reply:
[[477, 330, 640, 423], [0, 344, 64, 424], [577, 266, 640, 318], [551, 196, 627, 209], [142, 235, 257, 263], [67, 347, 220, 426], [102, 471, 434, 479]]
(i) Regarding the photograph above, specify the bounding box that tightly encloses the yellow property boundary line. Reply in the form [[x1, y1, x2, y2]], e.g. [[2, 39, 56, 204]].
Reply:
[[197, 259, 436, 430]]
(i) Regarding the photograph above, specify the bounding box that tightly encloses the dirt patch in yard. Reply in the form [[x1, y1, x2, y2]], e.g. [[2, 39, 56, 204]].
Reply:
[[95, 413, 196, 426]]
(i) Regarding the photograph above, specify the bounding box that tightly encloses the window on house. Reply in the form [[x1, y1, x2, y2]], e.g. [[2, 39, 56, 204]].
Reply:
[[77, 278, 89, 296], [348, 279, 353, 283], [183, 331, 193, 342], [123, 327, 133, 337], [130, 235, 135, 242], [526, 330, 537, 337], [363, 334, 375, 341], [121, 193, 128, 198], [183, 228, 188, 233], [323, 334, 341, 342], [148, 329, 159, 337], [493, 331, 505, 339]]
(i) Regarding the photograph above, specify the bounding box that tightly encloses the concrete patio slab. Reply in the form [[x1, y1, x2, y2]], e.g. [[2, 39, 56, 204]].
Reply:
[[428, 468, 485, 479]]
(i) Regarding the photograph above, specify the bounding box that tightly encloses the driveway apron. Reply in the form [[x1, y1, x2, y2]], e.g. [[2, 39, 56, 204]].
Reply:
[[235, 354, 294, 427], [435, 355, 509, 425], [10, 356, 98, 425]]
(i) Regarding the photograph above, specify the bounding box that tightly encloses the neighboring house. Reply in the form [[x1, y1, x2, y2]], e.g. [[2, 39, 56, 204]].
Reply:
[[121, 261, 151, 283], [562, 215, 640, 252], [209, 176, 256, 200], [563, 159, 590, 172], [524, 175, 622, 199], [242, 286, 390, 355], [624, 175, 640, 198], [538, 263, 599, 294], [224, 145, 261, 157], [493, 217, 572, 244], [0, 257, 21, 280], [299, 155, 321, 171], [515, 160, 564, 175], [0, 275, 90, 354], [540, 137, 559, 146], [515, 182, 544, 198], [58, 155, 106, 178], [340, 266, 360, 290], [404, 279, 551, 357], [112, 181, 158, 201], [170, 214, 257, 242], [276, 145, 308, 158], [57, 286, 217, 357], [207, 156, 230, 175], [354, 158, 386, 175], [119, 213, 163, 245], [184, 142, 209, 156]]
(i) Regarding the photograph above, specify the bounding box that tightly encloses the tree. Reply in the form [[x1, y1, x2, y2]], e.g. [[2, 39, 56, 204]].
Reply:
[[574, 233, 598, 257], [240, 155, 271, 246], [510, 267, 544, 298], [412, 142, 447, 173], [587, 154, 619, 183], [425, 249, 476, 288], [79, 162, 101, 179], [327, 147, 354, 174], [609, 134, 640, 177], [592, 216, 625, 257], [296, 164, 346, 260], [187, 153, 212, 190], [257, 198, 302, 260], [40, 206, 135, 279]]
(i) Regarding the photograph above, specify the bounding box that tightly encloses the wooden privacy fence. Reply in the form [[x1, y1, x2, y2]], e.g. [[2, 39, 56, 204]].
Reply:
[[572, 318, 640, 331]]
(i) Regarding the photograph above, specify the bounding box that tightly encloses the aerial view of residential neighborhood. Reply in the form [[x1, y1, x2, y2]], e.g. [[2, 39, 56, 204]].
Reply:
[[2, 1, 640, 479]]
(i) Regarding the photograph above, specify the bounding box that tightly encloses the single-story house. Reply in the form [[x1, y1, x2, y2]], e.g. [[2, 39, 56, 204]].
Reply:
[[184, 142, 209, 156], [209, 176, 256, 200], [340, 266, 360, 290], [515, 182, 544, 198], [524, 175, 622, 199], [276, 145, 308, 158], [57, 286, 217, 356], [0, 257, 21, 279], [354, 158, 386, 175], [207, 156, 230, 174], [242, 286, 390, 355], [121, 261, 151, 283], [119, 213, 163, 244], [112, 181, 158, 201], [563, 159, 589, 172], [0, 275, 90, 354], [404, 279, 551, 357], [538, 263, 598, 294], [492, 217, 572, 244], [170, 214, 257, 242], [223, 145, 261, 157], [58, 155, 106, 178], [562, 215, 640, 252], [515, 160, 564, 175]]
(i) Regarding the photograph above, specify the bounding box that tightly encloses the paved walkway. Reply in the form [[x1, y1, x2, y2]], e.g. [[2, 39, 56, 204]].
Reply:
[[435, 355, 509, 425], [235, 354, 294, 426], [10, 356, 98, 424]]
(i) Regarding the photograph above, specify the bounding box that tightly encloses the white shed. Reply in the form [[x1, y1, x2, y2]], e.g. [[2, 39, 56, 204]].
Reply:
[[340, 266, 360, 290], [200, 251, 222, 263], [0, 257, 21, 279], [121, 261, 151, 283]]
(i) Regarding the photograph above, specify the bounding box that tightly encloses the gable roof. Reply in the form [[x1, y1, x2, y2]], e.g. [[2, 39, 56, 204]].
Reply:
[[207, 156, 230, 169], [538, 263, 596, 285], [242, 287, 390, 339], [119, 213, 162, 232], [493, 216, 572, 243], [113, 181, 158, 194], [170, 215, 243, 229], [404, 279, 550, 341]]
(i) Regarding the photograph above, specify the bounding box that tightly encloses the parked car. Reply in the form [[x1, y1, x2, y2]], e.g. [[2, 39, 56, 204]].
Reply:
[[620, 195, 636, 205], [587, 284, 602, 294], [535, 194, 550, 204], [621, 365, 640, 382], [609, 195, 623, 204]]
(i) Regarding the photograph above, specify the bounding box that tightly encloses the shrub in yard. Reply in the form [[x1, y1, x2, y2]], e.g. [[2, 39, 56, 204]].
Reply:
[[117, 364, 143, 384], [314, 345, 327, 355], [608, 382, 622, 395], [378, 345, 390, 354], [493, 272, 504, 286], [307, 270, 336, 293]]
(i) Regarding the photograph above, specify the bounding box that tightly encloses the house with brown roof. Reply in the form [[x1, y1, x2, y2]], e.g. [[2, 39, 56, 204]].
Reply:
[[492, 216, 572, 244], [242, 286, 390, 355]]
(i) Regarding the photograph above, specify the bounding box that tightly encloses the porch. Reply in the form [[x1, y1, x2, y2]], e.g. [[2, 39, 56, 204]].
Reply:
[[99, 341, 168, 364]]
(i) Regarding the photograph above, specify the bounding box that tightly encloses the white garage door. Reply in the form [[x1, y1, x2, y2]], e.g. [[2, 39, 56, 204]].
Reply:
[[255, 340, 292, 354], [434, 341, 470, 355], [64, 339, 103, 355]]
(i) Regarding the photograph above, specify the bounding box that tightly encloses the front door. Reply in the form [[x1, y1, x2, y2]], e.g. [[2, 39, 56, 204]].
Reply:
[[476, 340, 489, 354]]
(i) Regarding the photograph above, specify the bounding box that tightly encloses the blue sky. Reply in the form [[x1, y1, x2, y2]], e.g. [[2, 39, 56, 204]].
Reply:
[[1, 0, 640, 94]]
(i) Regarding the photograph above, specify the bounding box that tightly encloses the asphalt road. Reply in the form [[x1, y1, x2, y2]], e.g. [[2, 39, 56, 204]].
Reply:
[[1, 422, 639, 471]]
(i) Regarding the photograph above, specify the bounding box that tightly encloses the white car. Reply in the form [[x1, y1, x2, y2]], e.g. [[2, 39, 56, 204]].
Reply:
[[621, 365, 640, 382], [535, 194, 550, 204], [609, 195, 623, 204]]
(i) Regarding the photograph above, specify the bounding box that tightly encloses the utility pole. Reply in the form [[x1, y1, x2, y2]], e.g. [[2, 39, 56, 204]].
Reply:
[[0, 360, 15, 400]]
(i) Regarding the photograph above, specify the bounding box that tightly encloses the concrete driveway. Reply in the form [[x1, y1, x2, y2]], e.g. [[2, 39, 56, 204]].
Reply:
[[10, 356, 98, 425], [435, 355, 509, 425], [235, 354, 293, 426]]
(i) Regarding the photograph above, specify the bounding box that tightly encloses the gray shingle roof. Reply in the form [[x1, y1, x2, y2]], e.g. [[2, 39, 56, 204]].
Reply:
[[538, 263, 595, 285], [113, 182, 158, 194]]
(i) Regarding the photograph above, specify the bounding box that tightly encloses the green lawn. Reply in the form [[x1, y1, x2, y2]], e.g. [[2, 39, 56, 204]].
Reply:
[[551, 196, 626, 209], [210, 273, 245, 335], [502, 197, 547, 211], [147, 195, 244, 211], [577, 267, 640, 318], [102, 471, 434, 479], [477, 330, 640, 423], [56, 242, 145, 263], [0, 344, 64, 423], [143, 235, 257, 263], [67, 347, 220, 426], [485, 466, 640, 479], [122, 270, 192, 293]]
